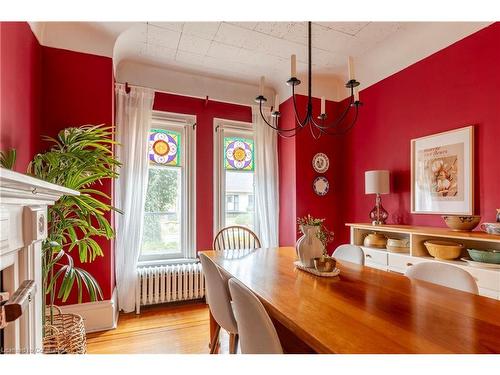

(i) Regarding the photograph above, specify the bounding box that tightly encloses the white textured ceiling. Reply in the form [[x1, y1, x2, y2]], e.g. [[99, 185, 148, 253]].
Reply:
[[31, 21, 492, 103], [115, 21, 405, 88]]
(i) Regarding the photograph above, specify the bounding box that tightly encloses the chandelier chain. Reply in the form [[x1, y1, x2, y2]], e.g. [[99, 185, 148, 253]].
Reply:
[[255, 21, 362, 138]]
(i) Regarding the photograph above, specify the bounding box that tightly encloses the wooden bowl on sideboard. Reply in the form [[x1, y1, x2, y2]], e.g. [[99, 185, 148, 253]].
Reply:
[[442, 215, 481, 231], [386, 238, 410, 253], [424, 240, 463, 260]]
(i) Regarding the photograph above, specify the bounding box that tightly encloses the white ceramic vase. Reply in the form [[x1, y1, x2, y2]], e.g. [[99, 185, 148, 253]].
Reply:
[[296, 225, 324, 267]]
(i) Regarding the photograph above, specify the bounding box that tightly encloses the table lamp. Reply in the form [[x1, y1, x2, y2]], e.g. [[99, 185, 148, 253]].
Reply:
[[365, 170, 390, 225]]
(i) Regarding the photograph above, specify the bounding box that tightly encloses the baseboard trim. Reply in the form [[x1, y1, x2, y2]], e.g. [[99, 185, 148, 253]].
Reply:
[[59, 288, 118, 333]]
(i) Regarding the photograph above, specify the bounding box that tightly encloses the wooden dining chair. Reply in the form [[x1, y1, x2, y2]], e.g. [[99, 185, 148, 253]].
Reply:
[[213, 225, 261, 251], [405, 262, 478, 294], [332, 244, 365, 265], [199, 252, 239, 354], [228, 277, 283, 354]]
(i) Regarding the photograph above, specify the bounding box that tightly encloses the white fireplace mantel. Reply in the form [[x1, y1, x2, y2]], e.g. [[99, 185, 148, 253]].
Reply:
[[0, 167, 78, 354]]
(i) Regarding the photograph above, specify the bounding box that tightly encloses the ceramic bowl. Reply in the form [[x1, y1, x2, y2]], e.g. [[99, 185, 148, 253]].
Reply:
[[424, 240, 463, 260], [386, 238, 410, 253], [313, 256, 337, 273], [363, 232, 387, 248], [481, 223, 500, 235], [442, 215, 481, 231], [467, 249, 500, 264]]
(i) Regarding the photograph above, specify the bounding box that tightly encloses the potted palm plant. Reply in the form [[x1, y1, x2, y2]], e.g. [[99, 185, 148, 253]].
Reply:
[[28, 125, 120, 353], [1, 125, 120, 352], [28, 125, 120, 305]]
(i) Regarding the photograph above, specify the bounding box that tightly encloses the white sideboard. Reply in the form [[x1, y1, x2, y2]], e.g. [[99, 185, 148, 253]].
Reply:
[[347, 223, 500, 300], [0, 167, 77, 353]]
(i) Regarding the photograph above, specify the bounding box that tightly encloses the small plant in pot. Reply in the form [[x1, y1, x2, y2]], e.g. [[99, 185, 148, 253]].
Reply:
[[296, 215, 334, 268]]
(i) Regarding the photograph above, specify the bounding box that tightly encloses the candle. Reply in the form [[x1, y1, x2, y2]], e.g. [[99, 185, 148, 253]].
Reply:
[[354, 87, 360, 102], [348, 56, 355, 81], [275, 94, 280, 110], [291, 54, 297, 78], [259, 76, 265, 96], [320, 96, 326, 114]]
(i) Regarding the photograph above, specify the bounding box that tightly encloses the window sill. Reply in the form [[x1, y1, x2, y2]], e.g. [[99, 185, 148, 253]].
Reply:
[[137, 258, 198, 268]]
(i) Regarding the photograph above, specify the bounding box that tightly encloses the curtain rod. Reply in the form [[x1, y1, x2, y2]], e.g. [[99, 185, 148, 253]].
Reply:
[[116, 81, 266, 110]]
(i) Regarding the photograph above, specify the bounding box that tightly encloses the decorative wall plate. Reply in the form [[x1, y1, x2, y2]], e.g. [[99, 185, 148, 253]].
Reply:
[[312, 153, 329, 173], [313, 176, 329, 196]]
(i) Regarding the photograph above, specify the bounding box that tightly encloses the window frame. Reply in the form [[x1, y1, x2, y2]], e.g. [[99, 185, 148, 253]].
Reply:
[[139, 111, 196, 263], [213, 118, 255, 236]]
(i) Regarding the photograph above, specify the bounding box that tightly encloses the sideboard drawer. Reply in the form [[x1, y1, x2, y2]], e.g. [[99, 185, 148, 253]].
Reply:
[[362, 247, 388, 268], [365, 260, 388, 271], [388, 254, 428, 273], [478, 287, 499, 300], [462, 267, 500, 291]]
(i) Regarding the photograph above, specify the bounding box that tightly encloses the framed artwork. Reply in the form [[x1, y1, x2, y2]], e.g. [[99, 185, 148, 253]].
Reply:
[[411, 126, 474, 215]]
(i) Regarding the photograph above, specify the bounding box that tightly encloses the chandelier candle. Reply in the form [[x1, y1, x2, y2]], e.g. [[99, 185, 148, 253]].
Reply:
[[255, 22, 362, 138], [259, 76, 265, 96], [348, 56, 355, 81]]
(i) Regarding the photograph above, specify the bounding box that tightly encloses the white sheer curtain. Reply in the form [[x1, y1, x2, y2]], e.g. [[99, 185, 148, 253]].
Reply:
[[253, 105, 279, 248], [114, 84, 155, 313]]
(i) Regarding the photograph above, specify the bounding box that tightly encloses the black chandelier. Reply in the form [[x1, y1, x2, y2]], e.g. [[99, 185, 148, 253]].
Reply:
[[255, 21, 362, 138]]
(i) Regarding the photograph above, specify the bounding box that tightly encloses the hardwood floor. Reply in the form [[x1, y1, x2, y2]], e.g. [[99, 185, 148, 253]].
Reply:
[[86, 301, 230, 354]]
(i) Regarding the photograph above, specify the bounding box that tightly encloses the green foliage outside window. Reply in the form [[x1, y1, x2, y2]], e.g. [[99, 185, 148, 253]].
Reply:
[[142, 167, 180, 254]]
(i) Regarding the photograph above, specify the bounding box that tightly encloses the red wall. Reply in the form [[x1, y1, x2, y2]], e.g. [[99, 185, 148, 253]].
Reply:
[[153, 93, 252, 251], [0, 22, 41, 172], [41, 46, 115, 303], [278, 23, 500, 249], [5, 21, 499, 306], [277, 98, 296, 246], [342, 23, 500, 237], [278, 94, 347, 253]]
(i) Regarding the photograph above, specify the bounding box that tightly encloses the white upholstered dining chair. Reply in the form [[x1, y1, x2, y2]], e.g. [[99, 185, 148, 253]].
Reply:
[[199, 252, 239, 354], [405, 262, 478, 294], [332, 244, 365, 265], [228, 277, 283, 354], [213, 225, 261, 251]]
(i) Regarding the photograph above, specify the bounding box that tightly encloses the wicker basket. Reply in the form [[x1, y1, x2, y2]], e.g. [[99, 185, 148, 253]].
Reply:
[[43, 305, 87, 354]]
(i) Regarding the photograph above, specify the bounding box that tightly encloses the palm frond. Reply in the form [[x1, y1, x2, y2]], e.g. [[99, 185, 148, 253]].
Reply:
[[0, 148, 16, 169], [31, 124, 121, 311]]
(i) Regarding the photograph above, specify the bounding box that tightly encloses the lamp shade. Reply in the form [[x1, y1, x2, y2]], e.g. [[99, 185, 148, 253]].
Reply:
[[365, 170, 390, 195]]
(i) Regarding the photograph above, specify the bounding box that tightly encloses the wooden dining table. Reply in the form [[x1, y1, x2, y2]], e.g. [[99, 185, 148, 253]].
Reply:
[[203, 247, 500, 354]]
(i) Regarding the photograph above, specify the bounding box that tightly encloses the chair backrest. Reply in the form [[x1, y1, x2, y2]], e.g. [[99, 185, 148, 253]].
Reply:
[[199, 253, 238, 334], [228, 278, 283, 354], [213, 226, 261, 251], [405, 262, 478, 294], [333, 244, 365, 265]]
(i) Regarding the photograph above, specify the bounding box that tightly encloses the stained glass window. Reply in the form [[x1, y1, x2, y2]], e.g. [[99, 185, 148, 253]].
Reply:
[[224, 137, 254, 171], [148, 129, 181, 166]]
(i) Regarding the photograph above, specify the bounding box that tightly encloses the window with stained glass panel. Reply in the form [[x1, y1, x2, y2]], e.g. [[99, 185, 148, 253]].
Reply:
[[142, 127, 183, 261], [224, 137, 254, 171], [148, 129, 181, 166], [220, 134, 255, 230]]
